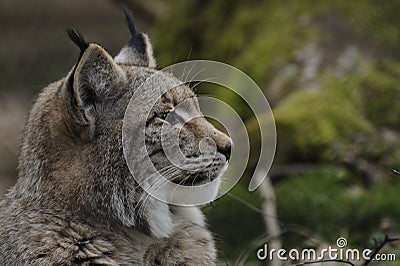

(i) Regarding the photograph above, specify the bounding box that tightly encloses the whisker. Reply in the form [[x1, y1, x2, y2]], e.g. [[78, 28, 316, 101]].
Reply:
[[135, 168, 171, 217], [186, 66, 205, 84], [183, 61, 198, 83], [189, 77, 214, 92], [169, 172, 200, 201]]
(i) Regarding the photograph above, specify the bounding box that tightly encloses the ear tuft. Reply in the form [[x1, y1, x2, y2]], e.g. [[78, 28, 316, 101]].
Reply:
[[114, 7, 156, 67], [66, 28, 89, 53], [123, 5, 138, 36]]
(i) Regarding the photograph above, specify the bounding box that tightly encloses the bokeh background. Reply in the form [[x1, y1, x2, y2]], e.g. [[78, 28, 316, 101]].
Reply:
[[1, 1, 400, 265]]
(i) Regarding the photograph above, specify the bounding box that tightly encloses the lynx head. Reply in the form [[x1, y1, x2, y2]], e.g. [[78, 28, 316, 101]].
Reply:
[[16, 8, 231, 227]]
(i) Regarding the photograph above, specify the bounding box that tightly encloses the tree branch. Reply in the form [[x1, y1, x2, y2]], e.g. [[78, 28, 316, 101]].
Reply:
[[294, 234, 399, 266], [259, 176, 283, 266], [361, 234, 399, 266]]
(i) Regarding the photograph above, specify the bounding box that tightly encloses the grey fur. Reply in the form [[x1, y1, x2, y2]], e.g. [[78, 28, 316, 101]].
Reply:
[[0, 23, 231, 265]]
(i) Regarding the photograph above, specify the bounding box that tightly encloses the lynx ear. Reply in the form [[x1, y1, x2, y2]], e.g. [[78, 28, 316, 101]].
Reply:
[[72, 43, 126, 107], [114, 7, 156, 67], [66, 29, 126, 133]]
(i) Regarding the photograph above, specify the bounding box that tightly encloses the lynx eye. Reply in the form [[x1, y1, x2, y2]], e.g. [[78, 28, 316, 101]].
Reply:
[[157, 110, 182, 124], [157, 112, 169, 120]]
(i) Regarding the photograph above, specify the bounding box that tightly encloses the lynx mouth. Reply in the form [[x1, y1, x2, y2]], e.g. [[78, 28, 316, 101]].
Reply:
[[172, 173, 213, 187]]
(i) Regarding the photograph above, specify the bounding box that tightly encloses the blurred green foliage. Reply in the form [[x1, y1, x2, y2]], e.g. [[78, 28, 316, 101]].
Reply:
[[276, 167, 400, 246], [360, 62, 400, 129], [273, 80, 373, 161], [153, 0, 400, 263], [206, 184, 264, 260]]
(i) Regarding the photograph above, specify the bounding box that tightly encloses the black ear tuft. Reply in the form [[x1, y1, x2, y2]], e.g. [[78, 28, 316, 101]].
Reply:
[[66, 28, 90, 96], [123, 5, 138, 36], [115, 6, 156, 67], [66, 28, 89, 53]]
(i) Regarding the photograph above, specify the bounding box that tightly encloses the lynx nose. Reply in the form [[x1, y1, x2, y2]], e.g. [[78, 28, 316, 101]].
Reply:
[[218, 140, 232, 161]]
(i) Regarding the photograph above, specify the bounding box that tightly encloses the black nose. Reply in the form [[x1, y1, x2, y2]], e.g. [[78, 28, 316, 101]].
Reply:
[[218, 141, 232, 161]]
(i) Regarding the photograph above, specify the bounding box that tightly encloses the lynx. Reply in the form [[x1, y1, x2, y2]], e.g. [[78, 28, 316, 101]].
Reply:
[[0, 8, 232, 265]]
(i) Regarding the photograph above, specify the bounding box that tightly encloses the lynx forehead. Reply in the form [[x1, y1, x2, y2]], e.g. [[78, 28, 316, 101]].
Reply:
[[0, 8, 231, 265]]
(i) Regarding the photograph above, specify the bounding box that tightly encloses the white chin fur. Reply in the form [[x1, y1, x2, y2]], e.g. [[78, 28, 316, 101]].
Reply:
[[168, 162, 227, 206], [168, 177, 221, 206]]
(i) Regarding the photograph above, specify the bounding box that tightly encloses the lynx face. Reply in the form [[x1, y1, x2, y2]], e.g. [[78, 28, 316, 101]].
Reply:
[[141, 76, 232, 186], [121, 66, 232, 202]]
